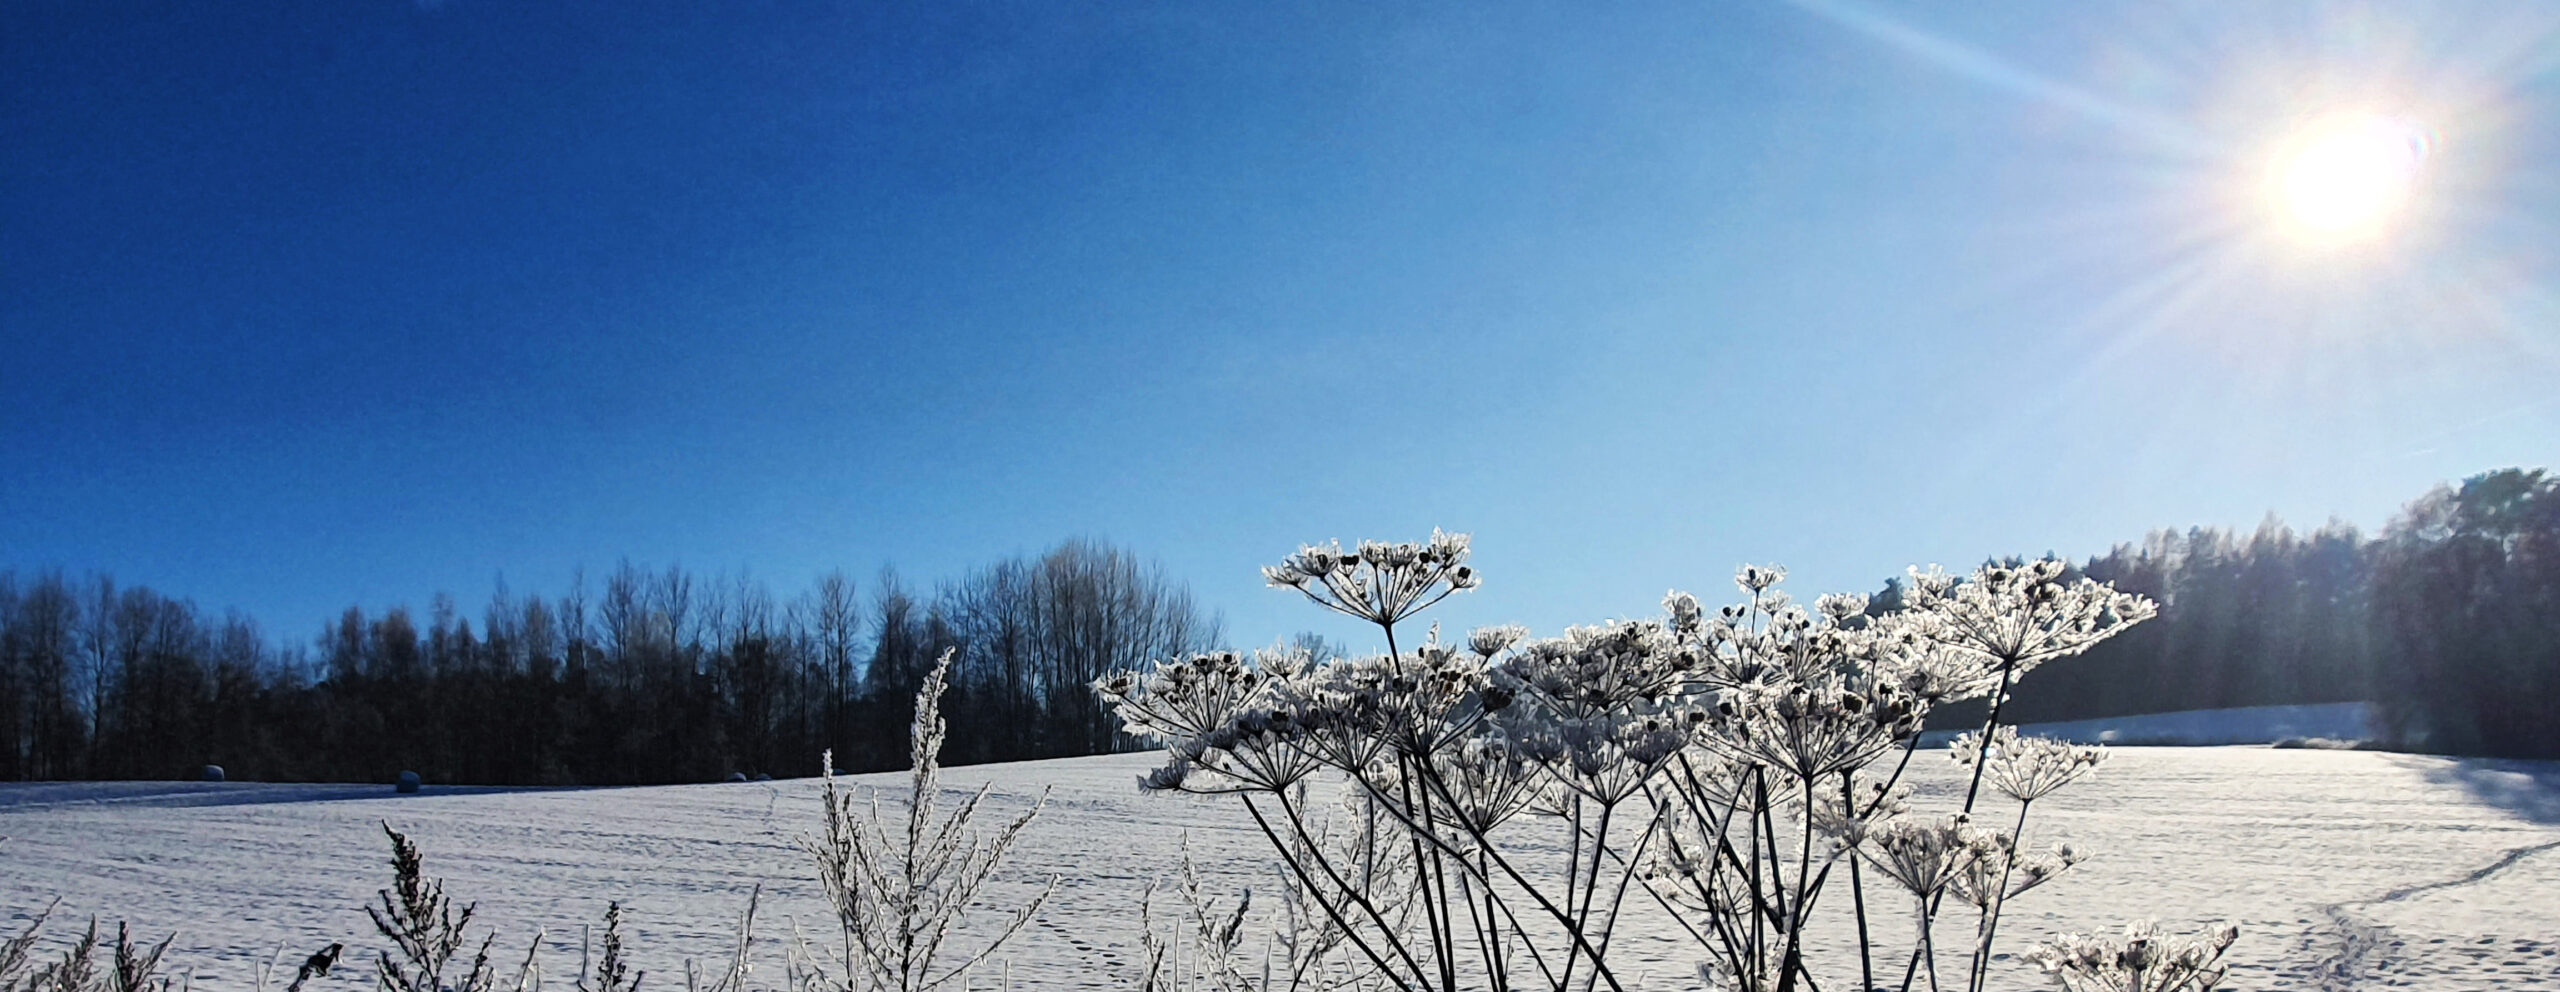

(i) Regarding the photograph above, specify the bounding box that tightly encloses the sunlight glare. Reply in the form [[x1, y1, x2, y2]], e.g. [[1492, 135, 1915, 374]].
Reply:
[[2269, 113, 2430, 244]]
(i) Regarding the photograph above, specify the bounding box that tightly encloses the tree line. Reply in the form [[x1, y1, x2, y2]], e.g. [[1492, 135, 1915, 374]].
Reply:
[[4, 468, 2554, 780], [1893, 467, 2558, 758], [0, 538, 1220, 784]]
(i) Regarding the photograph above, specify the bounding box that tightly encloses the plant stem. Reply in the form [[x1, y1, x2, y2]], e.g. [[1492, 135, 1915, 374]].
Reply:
[[1241, 793, 1425, 992], [1844, 774, 1875, 992], [1959, 655, 2022, 816], [1899, 652, 2025, 992], [1966, 800, 2033, 992]]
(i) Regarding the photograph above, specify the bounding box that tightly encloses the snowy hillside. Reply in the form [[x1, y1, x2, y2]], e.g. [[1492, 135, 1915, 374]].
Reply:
[[4, 746, 2556, 991]]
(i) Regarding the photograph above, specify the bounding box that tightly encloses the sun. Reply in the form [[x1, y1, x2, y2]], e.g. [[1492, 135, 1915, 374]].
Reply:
[[2267, 112, 2431, 244]]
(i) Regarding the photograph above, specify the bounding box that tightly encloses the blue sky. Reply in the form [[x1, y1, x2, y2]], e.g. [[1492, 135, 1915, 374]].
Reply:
[[5, 1, 2556, 653]]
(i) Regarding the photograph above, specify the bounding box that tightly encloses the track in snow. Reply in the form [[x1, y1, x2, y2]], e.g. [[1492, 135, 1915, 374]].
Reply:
[[2314, 839, 2560, 992]]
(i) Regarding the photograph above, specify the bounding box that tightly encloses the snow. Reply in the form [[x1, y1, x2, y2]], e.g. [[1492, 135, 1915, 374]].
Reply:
[[1919, 702, 2376, 748], [4, 745, 2555, 991]]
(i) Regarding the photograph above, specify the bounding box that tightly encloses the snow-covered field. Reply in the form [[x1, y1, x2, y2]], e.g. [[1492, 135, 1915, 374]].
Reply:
[[1918, 702, 2376, 748], [4, 746, 2556, 991]]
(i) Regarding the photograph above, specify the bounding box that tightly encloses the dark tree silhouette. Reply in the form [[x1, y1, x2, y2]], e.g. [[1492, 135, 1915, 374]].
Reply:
[[6, 472, 2557, 780]]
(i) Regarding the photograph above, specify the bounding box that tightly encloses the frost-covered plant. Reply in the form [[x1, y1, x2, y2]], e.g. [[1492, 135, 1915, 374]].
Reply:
[[5, 795, 749, 992], [1262, 532, 1478, 633], [1949, 835, 2081, 913], [369, 824, 564, 992], [797, 649, 1056, 992], [1838, 813, 1976, 991], [683, 889, 762, 992], [0, 903, 177, 992], [351, 823, 772, 992], [1854, 815, 1989, 904], [1899, 560, 2155, 808], [1948, 728, 2106, 805], [1940, 729, 2105, 991], [371, 822, 498, 992], [1866, 616, 2003, 707], [1899, 560, 2156, 678], [0, 903, 52, 992], [1699, 677, 1922, 783], [1134, 807, 1413, 992], [2025, 921, 2237, 992], [576, 903, 638, 992], [1100, 535, 2205, 992]]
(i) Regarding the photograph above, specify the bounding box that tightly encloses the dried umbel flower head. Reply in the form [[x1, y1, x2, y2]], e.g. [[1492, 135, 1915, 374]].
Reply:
[[1467, 623, 1529, 659], [2026, 920, 2238, 992], [1677, 564, 1896, 691], [1814, 592, 1869, 624], [1663, 590, 1705, 634], [1803, 778, 1912, 853], [1093, 651, 1270, 745], [1262, 530, 1479, 629], [1425, 736, 1550, 835], [1253, 642, 1499, 769], [1376, 642, 1500, 755], [1499, 619, 1697, 718], [1498, 703, 1699, 803], [1903, 559, 2158, 673], [1698, 675, 1924, 782], [1853, 814, 1992, 899], [1095, 649, 1325, 794], [1866, 613, 2002, 704], [1948, 726, 2108, 803], [1949, 831, 2085, 909]]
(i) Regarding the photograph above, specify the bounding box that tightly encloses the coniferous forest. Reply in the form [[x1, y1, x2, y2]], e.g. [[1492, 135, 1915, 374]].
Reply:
[[1897, 467, 2558, 758], [0, 469, 2553, 784]]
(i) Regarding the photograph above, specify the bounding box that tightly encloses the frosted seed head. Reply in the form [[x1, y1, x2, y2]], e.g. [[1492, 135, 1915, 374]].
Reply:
[[1140, 760, 1189, 792], [1736, 563, 1787, 593], [1816, 592, 1869, 622], [1468, 623, 1529, 658]]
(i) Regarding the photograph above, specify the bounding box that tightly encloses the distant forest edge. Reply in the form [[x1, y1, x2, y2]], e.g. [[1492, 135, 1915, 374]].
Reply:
[[1, 468, 2554, 784], [1949, 465, 2559, 759], [0, 539, 1226, 785]]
